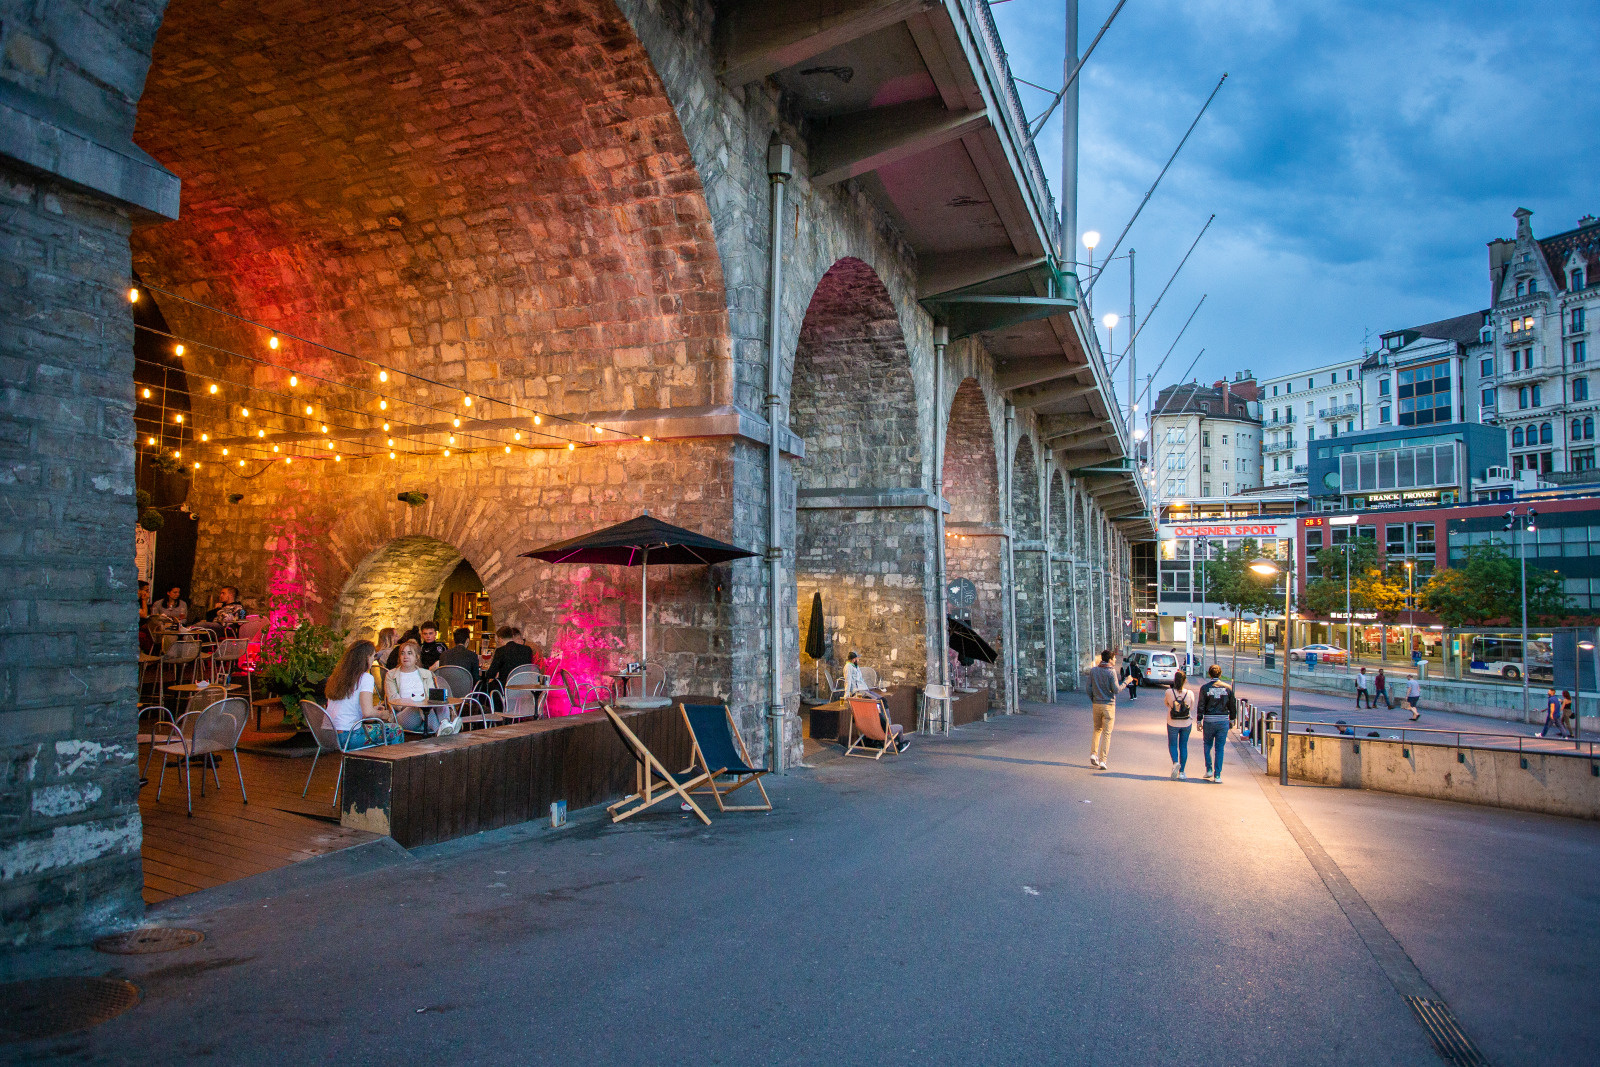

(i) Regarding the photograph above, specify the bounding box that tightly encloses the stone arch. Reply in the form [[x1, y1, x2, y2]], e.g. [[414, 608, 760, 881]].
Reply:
[[1011, 436, 1047, 701], [336, 535, 480, 641], [791, 258, 931, 688], [132, 0, 730, 419], [942, 377, 1004, 703], [1049, 470, 1075, 691]]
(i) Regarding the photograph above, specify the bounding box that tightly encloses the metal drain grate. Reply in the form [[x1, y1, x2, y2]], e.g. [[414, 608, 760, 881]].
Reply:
[[0, 977, 141, 1043], [94, 927, 205, 955], [1406, 996, 1492, 1067]]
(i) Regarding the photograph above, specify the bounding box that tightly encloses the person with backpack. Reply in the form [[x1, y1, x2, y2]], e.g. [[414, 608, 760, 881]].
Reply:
[[1197, 664, 1237, 782], [1163, 670, 1194, 780]]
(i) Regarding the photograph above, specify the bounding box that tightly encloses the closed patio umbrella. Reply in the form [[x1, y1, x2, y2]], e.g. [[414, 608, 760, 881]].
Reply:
[[522, 514, 757, 706], [804, 591, 826, 661]]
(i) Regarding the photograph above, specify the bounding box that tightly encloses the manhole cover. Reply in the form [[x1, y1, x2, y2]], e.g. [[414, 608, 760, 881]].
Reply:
[[94, 927, 205, 955], [0, 977, 141, 1043]]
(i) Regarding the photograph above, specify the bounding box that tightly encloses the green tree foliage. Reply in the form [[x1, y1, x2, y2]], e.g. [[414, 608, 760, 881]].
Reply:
[[1420, 543, 1569, 627], [1200, 538, 1279, 619], [1302, 541, 1410, 624]]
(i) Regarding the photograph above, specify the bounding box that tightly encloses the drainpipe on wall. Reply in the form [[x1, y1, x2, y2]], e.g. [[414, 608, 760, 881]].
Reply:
[[1043, 453, 1056, 701], [766, 141, 793, 772], [932, 327, 950, 734], [1003, 401, 1019, 714]]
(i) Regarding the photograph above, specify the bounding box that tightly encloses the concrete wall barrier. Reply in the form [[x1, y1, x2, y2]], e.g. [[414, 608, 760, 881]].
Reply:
[[1265, 732, 1600, 821]]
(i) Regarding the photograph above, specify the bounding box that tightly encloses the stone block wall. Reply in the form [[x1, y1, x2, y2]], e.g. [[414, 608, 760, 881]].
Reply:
[[0, 163, 145, 945]]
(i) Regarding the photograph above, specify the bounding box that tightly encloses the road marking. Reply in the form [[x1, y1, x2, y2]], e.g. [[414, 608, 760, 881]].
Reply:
[[1235, 740, 1492, 1067]]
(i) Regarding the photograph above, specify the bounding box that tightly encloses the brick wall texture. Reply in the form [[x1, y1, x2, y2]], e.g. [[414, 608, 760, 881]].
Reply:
[[0, 0, 1135, 944]]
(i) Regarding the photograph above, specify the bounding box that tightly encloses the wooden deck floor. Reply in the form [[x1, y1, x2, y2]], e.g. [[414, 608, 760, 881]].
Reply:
[[138, 728, 379, 905]]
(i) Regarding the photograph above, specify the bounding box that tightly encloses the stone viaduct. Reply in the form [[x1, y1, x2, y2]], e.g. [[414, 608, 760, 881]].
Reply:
[[0, 0, 1150, 943]]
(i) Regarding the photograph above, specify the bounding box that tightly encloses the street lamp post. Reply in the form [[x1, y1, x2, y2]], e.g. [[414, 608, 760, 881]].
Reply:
[[1251, 544, 1295, 786], [1578, 635, 1597, 750], [1503, 507, 1538, 722], [1082, 230, 1101, 313], [1404, 560, 1414, 667]]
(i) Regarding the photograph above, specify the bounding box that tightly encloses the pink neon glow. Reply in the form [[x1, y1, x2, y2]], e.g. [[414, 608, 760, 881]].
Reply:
[[256, 507, 328, 672], [541, 566, 625, 716]]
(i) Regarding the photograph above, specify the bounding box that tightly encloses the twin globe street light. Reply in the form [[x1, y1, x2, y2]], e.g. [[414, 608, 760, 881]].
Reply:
[[1249, 549, 1294, 785]]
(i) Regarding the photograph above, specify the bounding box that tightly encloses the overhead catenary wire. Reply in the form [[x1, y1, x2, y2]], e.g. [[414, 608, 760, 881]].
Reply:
[[1150, 347, 1207, 419], [1084, 72, 1228, 298], [134, 282, 639, 441], [1026, 0, 1132, 142], [1112, 214, 1213, 370], [1134, 294, 1207, 412]]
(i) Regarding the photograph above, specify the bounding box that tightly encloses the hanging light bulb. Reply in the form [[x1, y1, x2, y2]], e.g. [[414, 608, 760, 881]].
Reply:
[[504, 445, 511, 453], [173, 450, 180, 458], [241, 407, 250, 417], [379, 400, 387, 410], [463, 396, 472, 407], [334, 454, 341, 463], [285, 456, 292, 464], [128, 288, 139, 303], [379, 370, 389, 382], [193, 461, 201, 470], [257, 429, 266, 438], [567, 442, 575, 451], [321, 425, 328, 433], [289, 375, 298, 386], [142, 387, 151, 398], [382, 422, 390, 431], [200, 433, 208, 442], [174, 344, 184, 356], [513, 431, 521, 441], [453, 418, 460, 428], [389, 451, 396, 459], [305, 405, 313, 415], [387, 438, 394, 446], [209, 384, 218, 394], [222, 448, 228, 456], [238, 459, 245, 466], [325, 440, 333, 449], [643, 436, 651, 442], [269, 336, 279, 350], [448, 435, 455, 444], [174, 413, 183, 423], [272, 444, 279, 453], [443, 448, 451, 457], [147, 436, 156, 445]]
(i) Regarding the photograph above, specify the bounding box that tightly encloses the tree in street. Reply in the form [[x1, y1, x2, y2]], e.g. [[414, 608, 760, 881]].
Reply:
[[1420, 542, 1569, 627], [1200, 538, 1280, 679]]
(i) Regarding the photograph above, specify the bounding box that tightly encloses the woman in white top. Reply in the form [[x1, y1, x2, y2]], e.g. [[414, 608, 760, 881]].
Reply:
[[385, 639, 451, 734], [1163, 669, 1194, 780], [321, 640, 402, 750]]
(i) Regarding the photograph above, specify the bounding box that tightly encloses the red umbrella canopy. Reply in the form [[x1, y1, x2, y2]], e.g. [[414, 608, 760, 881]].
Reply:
[[521, 514, 757, 567]]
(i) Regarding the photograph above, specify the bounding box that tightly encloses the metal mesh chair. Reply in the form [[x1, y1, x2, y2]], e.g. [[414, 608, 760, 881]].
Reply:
[[496, 664, 544, 723], [150, 697, 248, 814], [555, 667, 607, 715], [456, 691, 498, 731], [434, 664, 475, 699], [300, 699, 396, 808], [161, 637, 202, 690], [642, 660, 668, 699]]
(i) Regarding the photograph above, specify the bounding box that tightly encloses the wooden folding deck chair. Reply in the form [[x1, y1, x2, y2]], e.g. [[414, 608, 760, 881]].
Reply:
[[604, 706, 714, 825], [680, 703, 772, 812], [845, 697, 906, 760]]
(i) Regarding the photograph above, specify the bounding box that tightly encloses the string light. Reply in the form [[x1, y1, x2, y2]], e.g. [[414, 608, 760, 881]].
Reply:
[[463, 396, 472, 407], [567, 442, 575, 451], [174, 414, 183, 423], [387, 438, 394, 446], [379, 371, 388, 382], [285, 456, 292, 464], [304, 405, 313, 415], [208, 384, 218, 394], [504, 445, 511, 453], [241, 408, 249, 417], [389, 451, 396, 459], [142, 387, 151, 398], [128, 288, 139, 303], [268, 336, 279, 350], [334, 454, 341, 462], [193, 462, 200, 469], [146, 436, 156, 445], [238, 459, 245, 466], [643, 436, 651, 442], [200, 433, 208, 442], [448, 435, 455, 444], [533, 415, 541, 425], [443, 448, 451, 457], [321, 425, 328, 433], [222, 448, 228, 456], [173, 450, 180, 458], [174, 344, 184, 356], [382, 422, 390, 431], [257, 429, 266, 438], [325, 440, 333, 449], [513, 432, 521, 441], [379, 400, 387, 410], [453, 418, 460, 428], [289, 375, 298, 387], [272, 445, 279, 453]]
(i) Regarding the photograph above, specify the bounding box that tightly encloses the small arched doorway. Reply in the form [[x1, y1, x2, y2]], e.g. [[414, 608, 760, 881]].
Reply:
[[941, 377, 1004, 703], [336, 535, 493, 648]]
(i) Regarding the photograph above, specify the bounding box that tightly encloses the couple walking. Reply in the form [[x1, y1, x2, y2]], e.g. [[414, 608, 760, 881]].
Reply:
[[1087, 650, 1236, 781]]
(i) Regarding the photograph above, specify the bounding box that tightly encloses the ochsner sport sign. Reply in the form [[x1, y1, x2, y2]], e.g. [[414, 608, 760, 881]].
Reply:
[[1165, 523, 1293, 539]]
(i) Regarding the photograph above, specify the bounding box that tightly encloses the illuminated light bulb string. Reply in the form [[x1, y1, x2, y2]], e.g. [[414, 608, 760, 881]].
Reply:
[[127, 283, 653, 474]]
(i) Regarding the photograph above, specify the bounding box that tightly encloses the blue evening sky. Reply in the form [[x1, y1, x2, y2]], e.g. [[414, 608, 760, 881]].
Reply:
[[990, 0, 1600, 407]]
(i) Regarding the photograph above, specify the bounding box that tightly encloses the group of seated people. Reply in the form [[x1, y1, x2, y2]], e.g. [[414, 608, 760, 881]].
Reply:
[[322, 623, 549, 750], [139, 581, 252, 652]]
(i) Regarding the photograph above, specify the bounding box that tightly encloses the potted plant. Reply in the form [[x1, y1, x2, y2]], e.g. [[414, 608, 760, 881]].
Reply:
[[258, 619, 344, 728]]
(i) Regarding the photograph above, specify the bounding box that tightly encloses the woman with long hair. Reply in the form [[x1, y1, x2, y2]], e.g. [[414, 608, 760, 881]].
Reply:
[[323, 640, 401, 749], [1163, 669, 1194, 780], [385, 639, 452, 734]]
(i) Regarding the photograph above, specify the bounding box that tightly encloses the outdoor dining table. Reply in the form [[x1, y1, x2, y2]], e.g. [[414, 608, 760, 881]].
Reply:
[[504, 681, 562, 719], [606, 668, 670, 709], [388, 693, 466, 736]]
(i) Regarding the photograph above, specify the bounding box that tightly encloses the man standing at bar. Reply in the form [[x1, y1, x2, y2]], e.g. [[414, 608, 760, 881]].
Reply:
[[1087, 648, 1132, 770]]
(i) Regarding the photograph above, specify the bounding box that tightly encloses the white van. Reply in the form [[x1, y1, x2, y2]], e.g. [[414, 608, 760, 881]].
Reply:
[[1127, 650, 1179, 684]]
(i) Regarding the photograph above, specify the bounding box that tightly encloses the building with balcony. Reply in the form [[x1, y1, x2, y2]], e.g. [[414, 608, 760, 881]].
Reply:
[[1258, 358, 1367, 488], [1483, 208, 1600, 477], [1148, 373, 1263, 506]]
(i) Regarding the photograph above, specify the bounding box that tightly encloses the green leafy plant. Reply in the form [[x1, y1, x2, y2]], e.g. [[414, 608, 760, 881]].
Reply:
[[137, 488, 152, 510], [397, 491, 428, 507], [258, 620, 345, 727], [152, 453, 188, 477], [1421, 543, 1569, 627]]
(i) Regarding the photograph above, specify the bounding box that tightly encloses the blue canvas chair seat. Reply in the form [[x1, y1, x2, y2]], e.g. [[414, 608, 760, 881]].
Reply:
[[680, 703, 772, 812]]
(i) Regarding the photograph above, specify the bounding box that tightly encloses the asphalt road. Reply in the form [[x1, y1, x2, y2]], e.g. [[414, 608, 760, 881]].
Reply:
[[10, 694, 1598, 1065]]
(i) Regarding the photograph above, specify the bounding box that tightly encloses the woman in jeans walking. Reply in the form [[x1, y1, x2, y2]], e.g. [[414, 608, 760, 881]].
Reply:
[[1197, 664, 1237, 782], [1164, 670, 1194, 780]]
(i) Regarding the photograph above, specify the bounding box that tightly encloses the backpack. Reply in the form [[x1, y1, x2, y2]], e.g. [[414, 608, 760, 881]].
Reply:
[[1200, 681, 1231, 718], [1169, 690, 1192, 721]]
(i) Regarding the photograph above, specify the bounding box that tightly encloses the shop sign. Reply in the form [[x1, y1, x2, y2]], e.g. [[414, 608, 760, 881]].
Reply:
[[1164, 523, 1292, 539], [1330, 611, 1378, 620]]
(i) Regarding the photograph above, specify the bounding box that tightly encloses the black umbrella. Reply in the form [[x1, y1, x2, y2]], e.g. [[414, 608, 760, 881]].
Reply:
[[804, 591, 826, 661], [523, 514, 756, 669], [947, 616, 998, 664]]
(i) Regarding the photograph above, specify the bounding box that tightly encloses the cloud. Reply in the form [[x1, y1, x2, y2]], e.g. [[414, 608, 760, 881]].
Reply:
[[992, 0, 1600, 392]]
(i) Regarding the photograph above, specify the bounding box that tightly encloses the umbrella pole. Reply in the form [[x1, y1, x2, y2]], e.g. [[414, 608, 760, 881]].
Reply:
[[641, 547, 648, 672]]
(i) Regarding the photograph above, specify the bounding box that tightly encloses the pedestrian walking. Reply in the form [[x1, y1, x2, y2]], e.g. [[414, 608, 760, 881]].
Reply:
[[1405, 674, 1422, 720], [1562, 690, 1578, 739], [1122, 654, 1144, 700], [1355, 667, 1372, 709], [1087, 649, 1132, 770], [1374, 668, 1393, 710], [1538, 688, 1570, 739], [1164, 670, 1194, 780], [1197, 664, 1237, 782]]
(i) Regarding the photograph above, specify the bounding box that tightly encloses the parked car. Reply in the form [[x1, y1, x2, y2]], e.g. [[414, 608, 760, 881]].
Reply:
[[1290, 643, 1348, 663], [1126, 650, 1180, 684]]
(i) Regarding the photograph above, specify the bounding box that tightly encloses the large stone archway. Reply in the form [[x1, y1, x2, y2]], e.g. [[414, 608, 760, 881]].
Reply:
[[335, 535, 477, 641], [942, 377, 1004, 702], [1010, 436, 1048, 702], [790, 258, 931, 688]]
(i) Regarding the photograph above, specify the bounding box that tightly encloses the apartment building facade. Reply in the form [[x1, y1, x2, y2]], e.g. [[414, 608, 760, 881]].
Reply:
[[1258, 358, 1367, 488], [1149, 375, 1263, 504]]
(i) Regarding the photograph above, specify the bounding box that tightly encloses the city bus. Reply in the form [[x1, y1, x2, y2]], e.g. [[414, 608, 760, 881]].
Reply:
[[1467, 635, 1553, 682]]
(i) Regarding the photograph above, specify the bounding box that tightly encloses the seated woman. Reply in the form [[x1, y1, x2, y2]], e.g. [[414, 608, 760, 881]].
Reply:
[[384, 639, 451, 734], [322, 640, 402, 749]]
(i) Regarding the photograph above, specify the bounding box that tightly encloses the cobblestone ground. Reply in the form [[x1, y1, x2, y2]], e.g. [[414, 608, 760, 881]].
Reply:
[[9, 695, 1593, 1065]]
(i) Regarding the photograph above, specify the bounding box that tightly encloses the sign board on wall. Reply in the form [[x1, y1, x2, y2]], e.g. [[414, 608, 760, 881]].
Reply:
[[135, 527, 156, 584], [1161, 522, 1294, 541]]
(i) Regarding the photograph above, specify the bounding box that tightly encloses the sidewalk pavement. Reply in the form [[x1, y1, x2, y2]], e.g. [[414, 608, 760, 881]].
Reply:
[[7, 693, 1597, 1065]]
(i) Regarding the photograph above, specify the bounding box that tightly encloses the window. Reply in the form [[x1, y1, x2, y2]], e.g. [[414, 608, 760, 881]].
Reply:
[[1481, 357, 1495, 377], [1574, 307, 1586, 332], [1526, 316, 1536, 330], [1330, 374, 1337, 386], [1481, 388, 1494, 407], [1576, 377, 1590, 402], [1202, 431, 1210, 446], [1347, 368, 1354, 380], [1527, 346, 1536, 366], [1203, 483, 1211, 496], [1541, 422, 1554, 445], [1587, 416, 1596, 440], [1513, 426, 1525, 447], [1223, 482, 1230, 495], [1542, 451, 1553, 474], [1533, 384, 1542, 406], [1306, 401, 1314, 415], [1286, 383, 1293, 393], [1380, 404, 1391, 423], [1517, 280, 1526, 297], [1530, 279, 1538, 294], [1203, 462, 1211, 472], [1272, 457, 1280, 471], [1272, 385, 1279, 396], [1271, 407, 1279, 422], [1386, 524, 1407, 554], [1519, 386, 1529, 409], [1575, 449, 1597, 472], [1511, 349, 1521, 371], [1307, 426, 1315, 441], [1307, 378, 1314, 390], [1379, 377, 1391, 396], [1577, 341, 1588, 362], [1221, 434, 1229, 445], [1573, 268, 1586, 290]]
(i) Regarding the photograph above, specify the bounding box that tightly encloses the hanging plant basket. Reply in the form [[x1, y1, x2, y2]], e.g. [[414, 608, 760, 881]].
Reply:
[[138, 508, 165, 532], [397, 491, 429, 507]]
